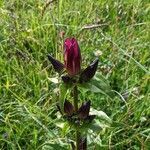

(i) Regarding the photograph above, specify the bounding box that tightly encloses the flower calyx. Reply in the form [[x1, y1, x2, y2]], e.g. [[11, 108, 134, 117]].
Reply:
[[60, 100, 95, 125]]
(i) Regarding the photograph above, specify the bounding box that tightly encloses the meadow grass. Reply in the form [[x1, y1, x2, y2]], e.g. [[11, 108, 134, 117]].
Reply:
[[0, 0, 149, 149]]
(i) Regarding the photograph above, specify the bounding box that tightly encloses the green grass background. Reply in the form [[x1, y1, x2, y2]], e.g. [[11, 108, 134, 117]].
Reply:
[[0, 0, 149, 149]]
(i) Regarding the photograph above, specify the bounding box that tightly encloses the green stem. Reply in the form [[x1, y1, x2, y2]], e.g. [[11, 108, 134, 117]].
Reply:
[[73, 85, 78, 112], [73, 85, 80, 150], [73, 85, 87, 150], [76, 131, 81, 150]]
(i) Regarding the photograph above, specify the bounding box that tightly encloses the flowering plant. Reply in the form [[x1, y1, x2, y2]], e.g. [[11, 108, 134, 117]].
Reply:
[[48, 38, 111, 149]]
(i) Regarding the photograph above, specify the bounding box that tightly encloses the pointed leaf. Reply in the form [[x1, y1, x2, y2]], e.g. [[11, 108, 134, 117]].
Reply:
[[59, 83, 69, 112], [48, 54, 64, 73], [64, 100, 74, 116], [79, 58, 99, 83], [90, 108, 111, 124], [78, 101, 91, 119]]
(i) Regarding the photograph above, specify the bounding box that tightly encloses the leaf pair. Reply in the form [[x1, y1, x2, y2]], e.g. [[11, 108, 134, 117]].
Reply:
[[48, 54, 99, 83], [64, 100, 96, 123]]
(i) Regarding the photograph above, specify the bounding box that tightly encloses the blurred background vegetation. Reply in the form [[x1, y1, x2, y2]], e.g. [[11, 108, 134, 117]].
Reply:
[[0, 0, 149, 149]]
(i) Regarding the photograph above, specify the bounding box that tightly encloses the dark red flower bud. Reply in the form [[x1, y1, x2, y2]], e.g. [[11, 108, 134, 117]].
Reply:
[[64, 38, 81, 76], [64, 100, 74, 116], [47, 54, 64, 73], [78, 101, 91, 119], [79, 58, 99, 83]]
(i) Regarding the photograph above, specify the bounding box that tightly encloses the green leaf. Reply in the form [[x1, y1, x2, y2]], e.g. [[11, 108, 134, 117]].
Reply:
[[62, 122, 70, 136], [79, 72, 114, 98], [55, 121, 66, 129], [42, 143, 68, 150], [77, 109, 111, 133], [59, 83, 72, 112], [90, 108, 112, 124], [79, 82, 105, 93], [55, 121, 70, 136], [89, 122, 102, 132], [48, 77, 59, 84], [59, 83, 68, 112], [88, 119, 110, 133]]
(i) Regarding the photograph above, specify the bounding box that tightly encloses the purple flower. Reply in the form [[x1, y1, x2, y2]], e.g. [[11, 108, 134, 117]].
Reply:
[[64, 38, 81, 76], [48, 37, 98, 82]]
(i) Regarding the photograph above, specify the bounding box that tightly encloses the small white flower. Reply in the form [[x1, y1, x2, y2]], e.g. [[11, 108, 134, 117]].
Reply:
[[94, 50, 103, 57]]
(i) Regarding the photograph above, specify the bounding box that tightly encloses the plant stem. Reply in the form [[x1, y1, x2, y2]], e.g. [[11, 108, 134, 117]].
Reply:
[[73, 85, 80, 150], [76, 131, 81, 150], [73, 85, 87, 150], [73, 85, 78, 112]]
